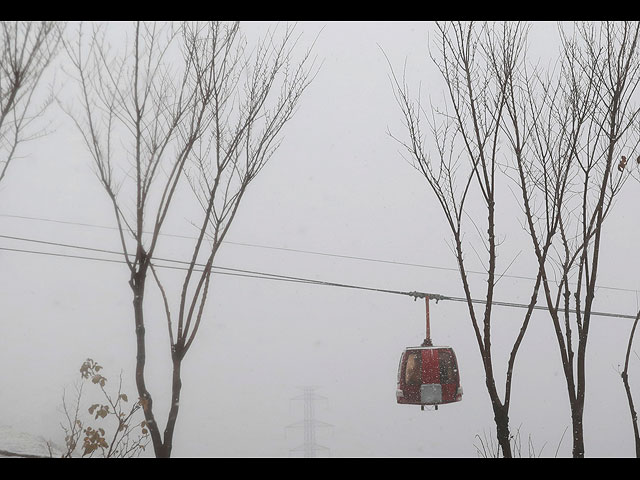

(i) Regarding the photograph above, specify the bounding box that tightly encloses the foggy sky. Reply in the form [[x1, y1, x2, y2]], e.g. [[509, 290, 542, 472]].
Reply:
[[0, 21, 639, 457]]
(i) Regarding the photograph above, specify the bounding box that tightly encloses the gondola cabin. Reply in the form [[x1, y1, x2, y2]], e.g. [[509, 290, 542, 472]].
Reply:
[[396, 345, 463, 408], [395, 295, 463, 409]]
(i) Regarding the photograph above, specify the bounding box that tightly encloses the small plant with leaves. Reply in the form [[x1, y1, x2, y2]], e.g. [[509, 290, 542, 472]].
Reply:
[[60, 358, 150, 458]]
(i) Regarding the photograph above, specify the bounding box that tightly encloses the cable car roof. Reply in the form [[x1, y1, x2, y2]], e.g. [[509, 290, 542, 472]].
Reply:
[[403, 345, 452, 351]]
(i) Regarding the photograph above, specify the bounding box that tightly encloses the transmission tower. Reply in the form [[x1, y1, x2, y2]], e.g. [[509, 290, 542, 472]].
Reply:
[[287, 386, 332, 457]]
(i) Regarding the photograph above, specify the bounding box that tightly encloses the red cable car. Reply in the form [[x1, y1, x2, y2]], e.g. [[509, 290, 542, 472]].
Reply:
[[396, 296, 463, 410]]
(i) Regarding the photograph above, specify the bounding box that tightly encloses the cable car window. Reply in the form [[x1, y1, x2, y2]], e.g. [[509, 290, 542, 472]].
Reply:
[[439, 349, 456, 384], [397, 354, 405, 384], [405, 351, 421, 385]]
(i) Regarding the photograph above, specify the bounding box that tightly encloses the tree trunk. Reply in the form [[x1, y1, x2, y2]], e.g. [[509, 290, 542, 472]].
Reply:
[[622, 312, 640, 457], [491, 396, 512, 457], [570, 403, 585, 458], [158, 353, 184, 458], [130, 271, 163, 458], [621, 370, 640, 457]]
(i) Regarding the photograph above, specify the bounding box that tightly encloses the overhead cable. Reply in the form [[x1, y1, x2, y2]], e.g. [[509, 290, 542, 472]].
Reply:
[[0, 212, 638, 295], [0, 238, 637, 321]]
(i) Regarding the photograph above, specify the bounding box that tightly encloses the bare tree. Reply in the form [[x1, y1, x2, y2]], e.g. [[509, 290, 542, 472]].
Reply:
[[0, 21, 63, 184], [64, 21, 317, 457], [506, 21, 640, 458], [619, 133, 640, 458], [387, 21, 542, 458]]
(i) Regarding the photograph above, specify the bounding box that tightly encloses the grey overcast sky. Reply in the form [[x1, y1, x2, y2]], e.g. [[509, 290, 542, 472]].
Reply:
[[1, 21, 639, 457]]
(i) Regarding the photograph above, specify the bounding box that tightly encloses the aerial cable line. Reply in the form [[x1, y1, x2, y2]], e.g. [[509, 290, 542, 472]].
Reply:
[[0, 212, 638, 295], [0, 235, 333, 286], [0, 245, 322, 286], [0, 233, 417, 293], [0, 244, 427, 298], [0, 213, 475, 272], [0, 240, 637, 321]]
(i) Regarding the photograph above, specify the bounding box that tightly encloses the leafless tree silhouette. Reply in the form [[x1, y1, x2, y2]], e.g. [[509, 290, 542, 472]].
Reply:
[[0, 21, 63, 184], [387, 21, 541, 458], [63, 20, 318, 457], [504, 21, 640, 458]]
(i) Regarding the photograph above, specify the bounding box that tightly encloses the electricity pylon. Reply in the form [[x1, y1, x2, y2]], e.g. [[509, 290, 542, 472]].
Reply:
[[287, 386, 332, 457]]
